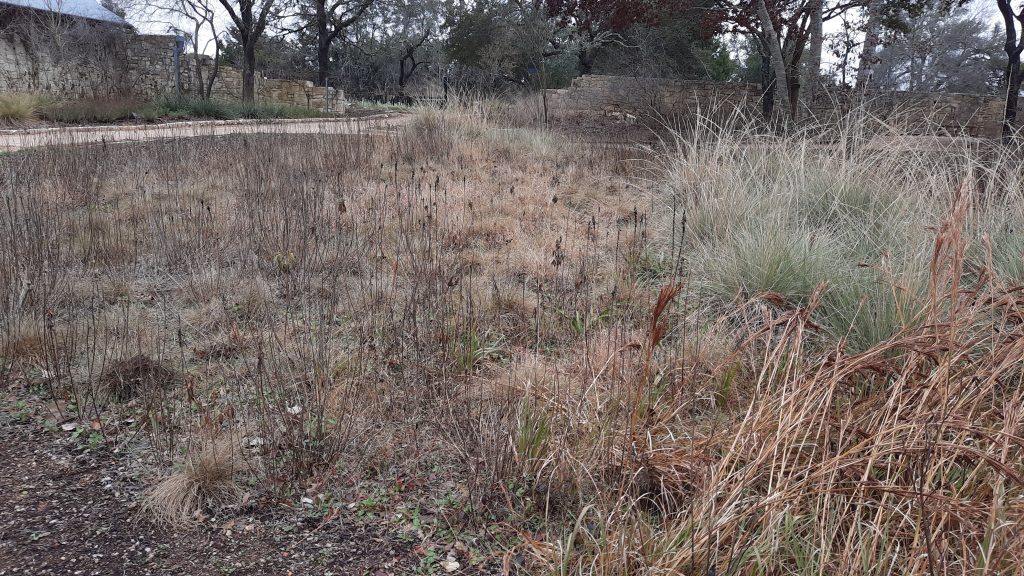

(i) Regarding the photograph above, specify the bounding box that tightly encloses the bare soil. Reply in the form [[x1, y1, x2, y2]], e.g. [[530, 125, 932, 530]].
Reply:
[[0, 417, 498, 575]]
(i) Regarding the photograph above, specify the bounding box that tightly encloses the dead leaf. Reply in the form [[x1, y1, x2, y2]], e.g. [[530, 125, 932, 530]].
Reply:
[[441, 556, 460, 573]]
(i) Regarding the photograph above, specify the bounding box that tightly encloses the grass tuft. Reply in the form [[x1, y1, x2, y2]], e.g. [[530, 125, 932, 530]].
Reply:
[[143, 436, 244, 527], [0, 93, 46, 124]]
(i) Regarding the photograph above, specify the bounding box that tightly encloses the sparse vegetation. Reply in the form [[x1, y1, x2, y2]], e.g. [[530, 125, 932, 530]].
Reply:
[[3, 106, 1024, 574], [3, 96, 334, 125], [41, 98, 146, 124], [142, 96, 330, 120]]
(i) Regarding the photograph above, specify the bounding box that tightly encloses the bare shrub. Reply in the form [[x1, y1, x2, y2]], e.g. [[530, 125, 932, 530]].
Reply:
[[98, 354, 180, 403]]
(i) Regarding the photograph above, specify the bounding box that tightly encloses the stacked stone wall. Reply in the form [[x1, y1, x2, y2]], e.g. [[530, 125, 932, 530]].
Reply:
[[0, 17, 137, 98], [180, 55, 345, 112], [546, 74, 1003, 138], [0, 16, 344, 113], [123, 34, 177, 98]]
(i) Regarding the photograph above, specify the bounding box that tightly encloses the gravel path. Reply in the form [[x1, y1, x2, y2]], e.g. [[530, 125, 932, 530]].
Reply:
[[0, 423, 424, 576], [0, 114, 410, 152]]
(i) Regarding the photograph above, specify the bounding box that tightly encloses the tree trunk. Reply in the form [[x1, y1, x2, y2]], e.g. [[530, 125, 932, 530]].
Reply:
[[1004, 59, 1021, 138], [316, 0, 329, 86], [759, 40, 774, 118], [242, 39, 256, 104], [856, 0, 882, 88], [206, 40, 221, 100], [191, 22, 204, 100], [998, 0, 1024, 139], [578, 47, 595, 76], [757, 0, 790, 124], [194, 55, 205, 100], [799, 0, 823, 120]]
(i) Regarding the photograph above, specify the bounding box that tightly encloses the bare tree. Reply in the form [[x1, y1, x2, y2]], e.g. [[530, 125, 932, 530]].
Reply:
[[855, 0, 883, 87], [136, 0, 223, 99], [870, 4, 1000, 94], [756, 0, 791, 122], [721, 0, 859, 124], [397, 28, 429, 93], [218, 0, 279, 102], [299, 0, 374, 86], [828, 12, 860, 86], [800, 0, 823, 114], [998, 0, 1024, 138], [326, 0, 446, 98]]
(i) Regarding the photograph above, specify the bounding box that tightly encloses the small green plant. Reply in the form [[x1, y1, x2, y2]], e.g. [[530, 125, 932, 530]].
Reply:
[[515, 402, 550, 478], [354, 488, 387, 518], [9, 399, 31, 423], [418, 547, 440, 574], [87, 431, 104, 451], [455, 329, 506, 373], [557, 306, 611, 338]]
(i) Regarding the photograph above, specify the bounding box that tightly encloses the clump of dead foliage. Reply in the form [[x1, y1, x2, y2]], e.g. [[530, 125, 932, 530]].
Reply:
[[143, 434, 246, 527], [99, 354, 180, 403]]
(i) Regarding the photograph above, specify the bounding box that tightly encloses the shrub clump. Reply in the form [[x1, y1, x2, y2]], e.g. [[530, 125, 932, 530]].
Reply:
[[0, 93, 47, 124], [99, 355, 180, 403]]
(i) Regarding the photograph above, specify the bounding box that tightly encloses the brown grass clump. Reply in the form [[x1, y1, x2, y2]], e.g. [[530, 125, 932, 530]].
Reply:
[[143, 436, 245, 527], [2, 321, 52, 366], [99, 355, 180, 403], [0, 92, 45, 125]]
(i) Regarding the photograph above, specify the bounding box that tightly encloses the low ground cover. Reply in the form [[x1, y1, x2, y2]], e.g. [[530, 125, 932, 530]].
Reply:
[[0, 93, 335, 126]]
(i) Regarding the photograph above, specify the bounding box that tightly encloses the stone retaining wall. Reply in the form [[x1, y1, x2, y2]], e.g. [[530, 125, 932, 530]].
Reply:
[[0, 18, 344, 112], [180, 54, 345, 112], [546, 75, 1003, 138], [0, 17, 138, 98]]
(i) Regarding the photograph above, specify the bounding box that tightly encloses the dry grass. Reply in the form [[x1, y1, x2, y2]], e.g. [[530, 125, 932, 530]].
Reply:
[[98, 355, 180, 403], [143, 435, 245, 527], [0, 92, 46, 125], [2, 319, 51, 366], [2, 105, 1024, 573]]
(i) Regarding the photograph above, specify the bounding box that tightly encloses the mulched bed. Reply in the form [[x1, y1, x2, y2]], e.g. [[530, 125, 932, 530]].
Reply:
[[0, 424, 428, 576]]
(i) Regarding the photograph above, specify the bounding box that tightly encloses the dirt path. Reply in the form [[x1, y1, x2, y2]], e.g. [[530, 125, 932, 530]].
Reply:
[[0, 114, 411, 152], [0, 423, 427, 575]]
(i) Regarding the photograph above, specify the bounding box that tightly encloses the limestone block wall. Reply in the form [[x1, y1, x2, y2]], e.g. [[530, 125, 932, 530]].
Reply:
[[0, 23, 137, 98], [0, 32, 84, 95], [179, 55, 346, 112], [0, 15, 345, 113], [123, 33, 177, 98], [805, 90, 1003, 138], [546, 74, 1003, 138]]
